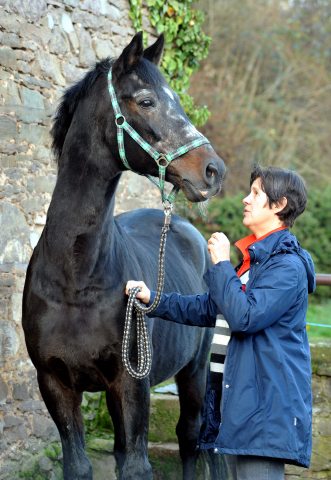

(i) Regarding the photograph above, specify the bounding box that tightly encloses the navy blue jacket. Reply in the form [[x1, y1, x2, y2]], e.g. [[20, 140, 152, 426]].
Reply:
[[147, 229, 315, 468]]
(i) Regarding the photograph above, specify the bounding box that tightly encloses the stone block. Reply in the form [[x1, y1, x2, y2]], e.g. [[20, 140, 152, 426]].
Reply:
[[18, 400, 45, 412], [0, 32, 21, 48], [19, 74, 52, 89], [311, 433, 331, 471], [4, 166, 22, 181], [61, 62, 84, 84], [92, 38, 114, 60], [81, 0, 102, 16], [9, 293, 22, 323], [36, 50, 66, 86], [0, 320, 20, 360], [2, 80, 22, 106], [68, 29, 79, 52], [109, 0, 128, 11], [104, 4, 122, 22], [50, 26, 70, 55], [18, 123, 51, 147], [0, 47, 17, 69], [86, 450, 117, 480], [0, 10, 22, 34], [322, 376, 331, 397], [61, 12, 74, 34], [0, 155, 17, 168], [33, 413, 57, 438], [4, 414, 24, 427], [149, 394, 179, 443], [12, 381, 30, 401], [0, 375, 8, 404], [0, 115, 17, 141], [310, 340, 331, 365], [21, 197, 44, 214], [76, 27, 96, 68], [19, 24, 51, 46], [15, 49, 34, 62], [5, 424, 28, 443], [34, 175, 57, 194], [317, 365, 331, 377], [72, 9, 104, 30], [20, 86, 44, 110], [8, 0, 47, 23], [63, 0, 80, 6], [33, 146, 51, 160], [38, 455, 53, 471], [0, 202, 30, 264]]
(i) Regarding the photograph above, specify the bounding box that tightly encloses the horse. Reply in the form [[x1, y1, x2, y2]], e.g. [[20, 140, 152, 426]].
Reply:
[[22, 32, 226, 480]]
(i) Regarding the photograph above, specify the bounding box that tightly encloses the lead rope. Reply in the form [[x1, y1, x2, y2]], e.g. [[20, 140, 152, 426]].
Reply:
[[122, 204, 172, 379]]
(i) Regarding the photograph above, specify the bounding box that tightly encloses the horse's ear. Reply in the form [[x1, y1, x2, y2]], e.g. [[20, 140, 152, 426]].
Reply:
[[143, 34, 165, 66], [112, 31, 144, 79]]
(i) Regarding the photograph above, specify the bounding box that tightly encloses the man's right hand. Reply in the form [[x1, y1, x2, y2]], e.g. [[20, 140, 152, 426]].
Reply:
[[125, 280, 151, 305]]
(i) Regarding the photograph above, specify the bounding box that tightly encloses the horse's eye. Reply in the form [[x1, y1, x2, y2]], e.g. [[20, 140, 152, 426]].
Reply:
[[139, 99, 153, 108]]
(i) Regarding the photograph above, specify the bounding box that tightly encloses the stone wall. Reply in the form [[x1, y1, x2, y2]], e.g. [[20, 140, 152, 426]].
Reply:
[[0, 1, 163, 477]]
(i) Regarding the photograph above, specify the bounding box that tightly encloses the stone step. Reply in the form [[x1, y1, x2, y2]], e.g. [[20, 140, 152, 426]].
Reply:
[[86, 439, 182, 480]]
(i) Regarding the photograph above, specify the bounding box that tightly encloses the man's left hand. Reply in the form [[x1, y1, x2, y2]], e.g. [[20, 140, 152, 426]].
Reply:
[[207, 232, 231, 264]]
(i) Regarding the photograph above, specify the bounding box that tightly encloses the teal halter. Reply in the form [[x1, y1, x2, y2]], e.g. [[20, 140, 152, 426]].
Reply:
[[107, 67, 210, 203]]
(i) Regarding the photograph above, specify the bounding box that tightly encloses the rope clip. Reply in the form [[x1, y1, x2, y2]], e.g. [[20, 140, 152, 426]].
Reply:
[[163, 200, 173, 227]]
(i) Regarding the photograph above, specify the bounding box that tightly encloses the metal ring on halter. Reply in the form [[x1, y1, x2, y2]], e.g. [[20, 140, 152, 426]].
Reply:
[[115, 115, 126, 127], [163, 200, 173, 216], [156, 154, 171, 167]]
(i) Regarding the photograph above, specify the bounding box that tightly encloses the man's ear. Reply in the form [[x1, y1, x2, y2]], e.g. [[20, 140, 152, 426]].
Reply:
[[112, 31, 144, 81], [274, 197, 287, 213], [143, 34, 165, 66]]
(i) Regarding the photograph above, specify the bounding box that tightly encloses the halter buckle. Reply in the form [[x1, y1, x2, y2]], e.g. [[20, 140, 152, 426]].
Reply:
[[156, 154, 170, 168], [115, 115, 126, 127]]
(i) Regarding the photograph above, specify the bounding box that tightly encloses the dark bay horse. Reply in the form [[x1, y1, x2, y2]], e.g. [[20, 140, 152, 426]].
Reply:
[[22, 32, 226, 480]]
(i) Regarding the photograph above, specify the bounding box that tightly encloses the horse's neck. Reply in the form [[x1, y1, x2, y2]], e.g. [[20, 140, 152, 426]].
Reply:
[[44, 165, 122, 288]]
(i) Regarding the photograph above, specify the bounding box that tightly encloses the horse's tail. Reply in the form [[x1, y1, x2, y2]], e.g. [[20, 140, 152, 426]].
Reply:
[[197, 448, 230, 480]]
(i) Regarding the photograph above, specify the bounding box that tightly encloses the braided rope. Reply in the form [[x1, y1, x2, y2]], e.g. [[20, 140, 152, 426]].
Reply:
[[122, 226, 169, 379]]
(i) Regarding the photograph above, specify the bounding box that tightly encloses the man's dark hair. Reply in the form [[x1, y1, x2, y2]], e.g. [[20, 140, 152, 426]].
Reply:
[[250, 164, 307, 227]]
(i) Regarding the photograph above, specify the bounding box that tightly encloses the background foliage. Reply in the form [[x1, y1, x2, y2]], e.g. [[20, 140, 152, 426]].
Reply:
[[189, 0, 331, 192], [130, 0, 211, 126]]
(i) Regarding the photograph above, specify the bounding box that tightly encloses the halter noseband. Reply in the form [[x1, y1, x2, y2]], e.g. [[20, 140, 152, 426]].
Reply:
[[107, 67, 210, 204]]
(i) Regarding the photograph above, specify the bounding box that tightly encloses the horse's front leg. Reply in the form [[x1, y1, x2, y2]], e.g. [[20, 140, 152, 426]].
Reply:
[[106, 374, 152, 480], [37, 370, 92, 480]]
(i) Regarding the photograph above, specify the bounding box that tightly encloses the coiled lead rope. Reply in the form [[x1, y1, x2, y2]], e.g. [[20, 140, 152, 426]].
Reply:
[[122, 204, 172, 379]]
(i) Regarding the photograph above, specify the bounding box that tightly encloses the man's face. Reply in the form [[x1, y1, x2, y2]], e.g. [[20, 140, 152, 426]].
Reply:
[[242, 177, 281, 237]]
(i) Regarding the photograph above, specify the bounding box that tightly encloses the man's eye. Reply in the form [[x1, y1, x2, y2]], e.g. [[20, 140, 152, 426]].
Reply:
[[139, 99, 153, 108]]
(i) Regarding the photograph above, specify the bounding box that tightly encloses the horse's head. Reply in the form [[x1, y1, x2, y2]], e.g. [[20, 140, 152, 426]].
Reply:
[[52, 32, 225, 202], [110, 32, 225, 202]]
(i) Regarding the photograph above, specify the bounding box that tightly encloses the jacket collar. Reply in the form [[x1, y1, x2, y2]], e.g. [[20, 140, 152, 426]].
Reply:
[[236, 228, 316, 294], [235, 226, 287, 258]]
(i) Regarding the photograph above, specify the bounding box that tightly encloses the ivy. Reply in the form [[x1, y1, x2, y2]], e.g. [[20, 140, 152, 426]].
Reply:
[[129, 0, 211, 126]]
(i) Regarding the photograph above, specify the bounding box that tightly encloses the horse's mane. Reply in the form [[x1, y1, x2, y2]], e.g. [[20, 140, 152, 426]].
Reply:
[[51, 57, 166, 165], [51, 58, 114, 163]]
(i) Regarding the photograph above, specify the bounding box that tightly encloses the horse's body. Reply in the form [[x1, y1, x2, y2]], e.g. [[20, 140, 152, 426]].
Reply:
[[22, 33, 225, 480]]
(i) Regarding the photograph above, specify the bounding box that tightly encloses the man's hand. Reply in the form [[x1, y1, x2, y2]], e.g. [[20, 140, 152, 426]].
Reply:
[[207, 232, 231, 264], [125, 280, 151, 305]]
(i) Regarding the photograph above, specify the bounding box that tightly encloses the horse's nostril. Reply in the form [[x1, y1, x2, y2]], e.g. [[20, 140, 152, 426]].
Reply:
[[205, 163, 218, 181]]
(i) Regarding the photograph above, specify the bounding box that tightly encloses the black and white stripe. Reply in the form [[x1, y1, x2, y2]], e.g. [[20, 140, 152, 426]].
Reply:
[[210, 314, 231, 392], [209, 270, 249, 392]]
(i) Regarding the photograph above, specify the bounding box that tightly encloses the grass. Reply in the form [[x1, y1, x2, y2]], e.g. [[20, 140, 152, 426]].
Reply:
[[306, 301, 331, 339]]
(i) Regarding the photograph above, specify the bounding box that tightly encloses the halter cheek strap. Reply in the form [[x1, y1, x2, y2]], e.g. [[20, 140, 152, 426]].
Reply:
[[108, 67, 210, 203]]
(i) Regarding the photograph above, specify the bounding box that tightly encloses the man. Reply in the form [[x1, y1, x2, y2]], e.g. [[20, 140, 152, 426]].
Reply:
[[126, 165, 315, 480]]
